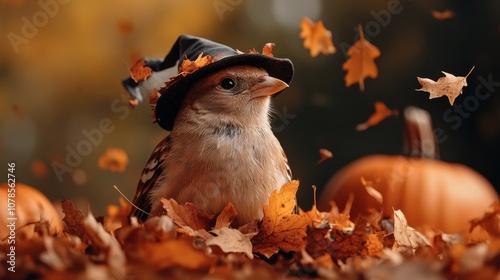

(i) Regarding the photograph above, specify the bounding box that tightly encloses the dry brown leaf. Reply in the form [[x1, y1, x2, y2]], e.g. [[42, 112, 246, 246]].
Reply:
[[262, 43, 274, 57], [393, 209, 431, 250], [98, 148, 129, 172], [342, 24, 381, 91], [316, 149, 333, 165], [470, 202, 500, 237], [214, 203, 238, 229], [61, 199, 88, 243], [252, 180, 312, 258], [356, 102, 398, 131], [161, 198, 214, 231], [129, 60, 152, 83], [148, 88, 161, 105], [300, 17, 336, 57], [206, 227, 254, 259], [431, 10, 454, 20], [416, 67, 474, 105]]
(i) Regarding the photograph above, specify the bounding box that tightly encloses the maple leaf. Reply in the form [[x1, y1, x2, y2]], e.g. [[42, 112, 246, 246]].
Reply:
[[342, 24, 381, 91], [393, 209, 431, 250], [178, 53, 213, 76], [316, 148, 333, 165], [300, 17, 336, 57], [252, 180, 312, 258], [356, 101, 398, 131], [97, 148, 129, 172], [161, 198, 214, 231], [416, 67, 475, 105], [206, 227, 254, 259], [129, 60, 152, 83]]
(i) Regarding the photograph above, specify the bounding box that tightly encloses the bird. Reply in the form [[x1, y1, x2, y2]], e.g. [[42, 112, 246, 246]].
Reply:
[[131, 65, 292, 226], [123, 35, 294, 226]]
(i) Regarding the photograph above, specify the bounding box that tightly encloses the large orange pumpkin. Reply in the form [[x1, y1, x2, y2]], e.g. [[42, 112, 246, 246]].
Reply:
[[319, 107, 499, 235], [0, 183, 64, 239]]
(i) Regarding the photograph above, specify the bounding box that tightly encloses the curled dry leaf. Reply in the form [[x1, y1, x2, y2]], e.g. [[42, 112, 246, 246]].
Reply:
[[316, 148, 333, 165], [214, 203, 238, 229], [393, 209, 431, 250], [470, 202, 500, 237], [98, 148, 129, 172], [416, 66, 474, 105], [342, 24, 381, 91], [161, 198, 214, 231], [356, 102, 398, 131], [129, 60, 152, 83], [252, 180, 312, 258], [360, 177, 383, 205], [300, 17, 336, 57]]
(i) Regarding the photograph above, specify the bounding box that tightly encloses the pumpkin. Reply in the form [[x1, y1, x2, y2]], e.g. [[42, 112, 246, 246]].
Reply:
[[0, 182, 64, 239], [319, 107, 499, 235]]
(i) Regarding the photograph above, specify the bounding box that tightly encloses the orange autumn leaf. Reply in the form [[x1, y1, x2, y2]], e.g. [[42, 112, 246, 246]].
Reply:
[[129, 60, 152, 83], [117, 20, 133, 36], [178, 53, 213, 76], [128, 98, 139, 109], [98, 148, 129, 172], [262, 43, 274, 57], [416, 67, 474, 105], [300, 17, 336, 57], [252, 180, 312, 258], [31, 160, 48, 179], [342, 24, 381, 91], [431, 10, 454, 20], [149, 88, 161, 105], [356, 101, 398, 131], [316, 148, 333, 165], [214, 203, 238, 229], [161, 198, 214, 231], [360, 177, 383, 205], [470, 202, 500, 237]]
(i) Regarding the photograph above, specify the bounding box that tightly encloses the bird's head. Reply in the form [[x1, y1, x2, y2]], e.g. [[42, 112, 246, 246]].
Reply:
[[179, 65, 288, 127]]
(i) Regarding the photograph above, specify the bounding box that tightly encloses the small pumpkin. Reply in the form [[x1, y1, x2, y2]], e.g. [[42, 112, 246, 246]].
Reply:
[[319, 107, 499, 235], [0, 183, 63, 239]]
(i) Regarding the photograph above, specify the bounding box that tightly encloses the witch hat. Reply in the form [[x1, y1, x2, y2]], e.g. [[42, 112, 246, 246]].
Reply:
[[122, 34, 294, 131]]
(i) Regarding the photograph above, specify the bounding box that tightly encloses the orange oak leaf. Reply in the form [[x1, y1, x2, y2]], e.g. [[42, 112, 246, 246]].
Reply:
[[342, 24, 381, 91], [178, 53, 213, 76], [356, 101, 398, 131], [416, 67, 474, 105], [161, 198, 214, 231], [129, 60, 152, 83], [300, 17, 336, 57], [98, 148, 129, 172], [252, 180, 312, 258], [214, 203, 238, 229], [316, 148, 333, 165]]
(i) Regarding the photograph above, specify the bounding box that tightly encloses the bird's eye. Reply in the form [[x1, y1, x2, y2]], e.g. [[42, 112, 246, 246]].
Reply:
[[220, 77, 236, 90]]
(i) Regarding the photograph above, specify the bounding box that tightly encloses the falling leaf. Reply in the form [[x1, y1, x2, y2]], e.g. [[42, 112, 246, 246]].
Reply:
[[360, 177, 383, 205], [129, 60, 152, 83], [117, 20, 133, 36], [416, 66, 475, 105], [251, 180, 312, 258], [342, 24, 381, 91], [128, 98, 139, 109], [98, 148, 129, 172], [393, 209, 431, 250], [431, 10, 454, 20], [470, 202, 500, 237], [61, 200, 88, 243], [299, 17, 336, 57], [214, 203, 238, 229], [161, 198, 214, 231], [206, 227, 254, 259], [356, 101, 398, 131], [11, 104, 22, 116], [262, 43, 274, 57], [316, 149, 333, 165], [31, 160, 49, 179]]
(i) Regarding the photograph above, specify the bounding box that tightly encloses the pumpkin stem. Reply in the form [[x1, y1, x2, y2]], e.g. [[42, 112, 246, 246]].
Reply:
[[403, 106, 439, 159]]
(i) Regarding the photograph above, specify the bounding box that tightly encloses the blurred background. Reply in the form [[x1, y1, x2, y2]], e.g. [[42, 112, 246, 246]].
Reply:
[[1, 0, 499, 214]]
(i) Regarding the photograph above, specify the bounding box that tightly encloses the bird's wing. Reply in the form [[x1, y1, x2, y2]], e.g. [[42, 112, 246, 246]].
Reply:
[[130, 135, 171, 221]]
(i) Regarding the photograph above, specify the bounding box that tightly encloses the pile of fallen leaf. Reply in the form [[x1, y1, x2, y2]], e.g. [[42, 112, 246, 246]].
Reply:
[[1, 180, 499, 279]]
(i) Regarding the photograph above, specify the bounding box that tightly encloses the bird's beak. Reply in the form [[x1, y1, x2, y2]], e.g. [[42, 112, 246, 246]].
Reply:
[[249, 76, 289, 99]]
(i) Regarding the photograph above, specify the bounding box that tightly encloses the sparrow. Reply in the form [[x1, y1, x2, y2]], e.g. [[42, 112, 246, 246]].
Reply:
[[130, 65, 292, 226]]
